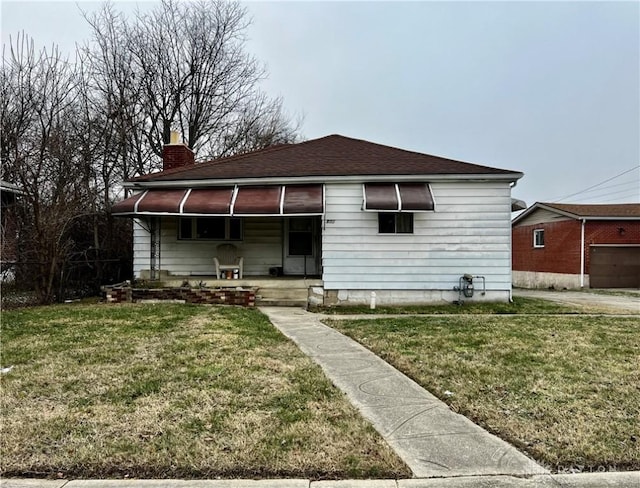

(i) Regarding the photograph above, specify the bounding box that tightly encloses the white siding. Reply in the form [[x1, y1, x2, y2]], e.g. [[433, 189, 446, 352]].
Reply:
[[239, 218, 283, 275], [515, 208, 571, 227], [322, 181, 514, 291], [132, 217, 283, 277], [132, 218, 151, 278]]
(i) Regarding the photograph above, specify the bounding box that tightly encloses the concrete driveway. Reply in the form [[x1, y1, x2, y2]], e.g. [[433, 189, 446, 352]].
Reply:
[[513, 288, 639, 314]]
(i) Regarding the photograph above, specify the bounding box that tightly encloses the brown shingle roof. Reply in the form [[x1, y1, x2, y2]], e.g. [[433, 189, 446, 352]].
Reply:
[[540, 202, 640, 218], [130, 134, 521, 183]]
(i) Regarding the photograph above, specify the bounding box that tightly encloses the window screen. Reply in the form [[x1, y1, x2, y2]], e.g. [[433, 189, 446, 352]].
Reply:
[[396, 213, 413, 233]]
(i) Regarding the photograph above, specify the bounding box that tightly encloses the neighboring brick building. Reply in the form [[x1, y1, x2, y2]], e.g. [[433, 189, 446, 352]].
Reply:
[[512, 202, 640, 289]]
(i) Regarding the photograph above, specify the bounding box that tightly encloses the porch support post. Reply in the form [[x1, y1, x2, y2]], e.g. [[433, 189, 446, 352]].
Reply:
[[150, 217, 161, 281]]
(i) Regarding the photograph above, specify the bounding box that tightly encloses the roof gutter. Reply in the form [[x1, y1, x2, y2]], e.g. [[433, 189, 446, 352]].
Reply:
[[123, 172, 524, 189], [578, 216, 640, 221]]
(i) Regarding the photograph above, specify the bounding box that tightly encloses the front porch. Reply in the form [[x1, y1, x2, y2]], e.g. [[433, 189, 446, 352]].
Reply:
[[135, 272, 324, 307], [132, 215, 323, 280]]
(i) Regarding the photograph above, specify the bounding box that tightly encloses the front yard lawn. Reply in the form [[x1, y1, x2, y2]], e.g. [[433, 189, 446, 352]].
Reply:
[[0, 304, 410, 479], [330, 314, 640, 472], [316, 296, 582, 315]]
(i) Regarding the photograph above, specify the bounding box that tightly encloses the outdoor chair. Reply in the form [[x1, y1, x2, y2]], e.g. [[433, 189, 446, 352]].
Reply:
[[214, 243, 243, 279]]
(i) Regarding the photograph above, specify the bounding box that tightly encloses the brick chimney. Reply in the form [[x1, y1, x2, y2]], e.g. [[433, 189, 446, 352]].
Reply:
[[162, 131, 195, 171]]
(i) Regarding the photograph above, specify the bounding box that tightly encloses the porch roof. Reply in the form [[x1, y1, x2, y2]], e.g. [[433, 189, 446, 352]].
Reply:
[[111, 184, 324, 217]]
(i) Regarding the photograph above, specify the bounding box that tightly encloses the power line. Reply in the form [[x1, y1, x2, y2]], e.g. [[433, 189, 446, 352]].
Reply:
[[566, 188, 639, 204], [581, 191, 640, 204], [553, 164, 639, 202], [572, 180, 638, 195], [564, 183, 639, 202]]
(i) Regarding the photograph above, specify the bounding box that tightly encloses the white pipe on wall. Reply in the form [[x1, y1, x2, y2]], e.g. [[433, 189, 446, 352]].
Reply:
[[580, 218, 586, 288]]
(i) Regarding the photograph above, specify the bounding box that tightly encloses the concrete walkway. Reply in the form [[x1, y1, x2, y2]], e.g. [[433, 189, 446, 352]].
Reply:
[[259, 307, 546, 479]]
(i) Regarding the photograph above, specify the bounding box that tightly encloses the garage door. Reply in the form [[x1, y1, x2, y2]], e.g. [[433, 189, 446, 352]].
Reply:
[[590, 246, 640, 288]]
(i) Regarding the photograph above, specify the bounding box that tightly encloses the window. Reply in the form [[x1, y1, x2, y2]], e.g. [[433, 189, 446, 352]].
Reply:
[[179, 217, 242, 240], [197, 218, 226, 239], [288, 218, 314, 256], [533, 229, 544, 248], [378, 213, 414, 234]]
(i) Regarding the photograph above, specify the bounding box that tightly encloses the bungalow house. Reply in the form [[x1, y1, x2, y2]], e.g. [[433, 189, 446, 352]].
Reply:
[[512, 202, 640, 289], [112, 134, 523, 305]]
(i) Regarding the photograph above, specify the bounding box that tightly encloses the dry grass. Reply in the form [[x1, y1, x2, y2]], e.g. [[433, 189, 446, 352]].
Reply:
[[330, 314, 640, 472], [0, 303, 410, 479], [316, 296, 582, 315]]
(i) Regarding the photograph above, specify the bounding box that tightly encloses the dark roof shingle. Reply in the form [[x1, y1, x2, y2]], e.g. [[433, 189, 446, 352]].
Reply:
[[130, 134, 520, 183]]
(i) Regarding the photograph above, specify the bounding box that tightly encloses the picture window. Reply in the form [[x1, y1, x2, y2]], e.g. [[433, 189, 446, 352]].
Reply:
[[179, 217, 242, 240]]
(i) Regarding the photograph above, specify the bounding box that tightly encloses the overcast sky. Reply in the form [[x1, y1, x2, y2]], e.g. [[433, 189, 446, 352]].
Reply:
[[2, 0, 639, 208]]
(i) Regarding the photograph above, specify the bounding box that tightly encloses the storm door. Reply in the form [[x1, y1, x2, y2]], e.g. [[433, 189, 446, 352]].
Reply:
[[283, 217, 320, 275]]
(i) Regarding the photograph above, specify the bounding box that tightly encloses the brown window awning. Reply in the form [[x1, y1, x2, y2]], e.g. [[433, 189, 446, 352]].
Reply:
[[182, 188, 234, 214], [362, 183, 434, 212], [112, 184, 324, 217], [137, 189, 187, 213], [283, 184, 324, 214], [233, 186, 282, 215], [111, 189, 188, 215], [110, 191, 147, 215]]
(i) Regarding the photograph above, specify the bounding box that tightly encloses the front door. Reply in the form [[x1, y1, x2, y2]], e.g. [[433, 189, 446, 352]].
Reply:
[[283, 217, 320, 275]]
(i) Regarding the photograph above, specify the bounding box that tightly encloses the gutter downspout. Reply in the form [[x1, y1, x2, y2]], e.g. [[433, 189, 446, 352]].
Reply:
[[509, 180, 518, 302], [580, 218, 586, 288]]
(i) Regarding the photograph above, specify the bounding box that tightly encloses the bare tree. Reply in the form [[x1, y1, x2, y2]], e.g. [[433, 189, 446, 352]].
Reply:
[[83, 0, 299, 162], [1, 33, 94, 302], [1, 1, 301, 303], [80, 3, 155, 186]]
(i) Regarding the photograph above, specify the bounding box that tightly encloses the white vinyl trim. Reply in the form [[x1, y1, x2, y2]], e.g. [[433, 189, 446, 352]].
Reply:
[[125, 172, 524, 189], [178, 188, 192, 214], [427, 183, 437, 212], [533, 228, 545, 248], [229, 185, 239, 216], [279, 185, 286, 215], [133, 190, 149, 213], [580, 219, 585, 287], [394, 183, 402, 211]]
